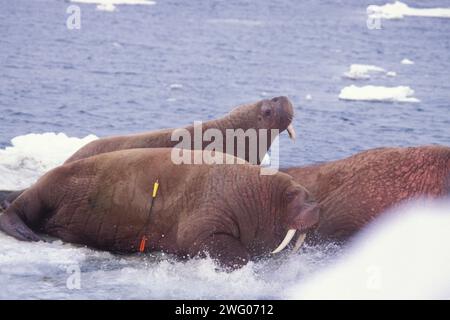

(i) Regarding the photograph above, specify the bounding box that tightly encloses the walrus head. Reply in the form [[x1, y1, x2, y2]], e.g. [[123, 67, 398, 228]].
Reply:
[[271, 183, 320, 254], [227, 96, 296, 140]]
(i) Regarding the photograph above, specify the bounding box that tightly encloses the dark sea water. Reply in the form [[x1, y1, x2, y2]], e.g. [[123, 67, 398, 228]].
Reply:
[[0, 0, 449, 299]]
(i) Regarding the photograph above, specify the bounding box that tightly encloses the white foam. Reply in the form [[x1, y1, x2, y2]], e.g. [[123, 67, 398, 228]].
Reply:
[[367, 1, 450, 20], [287, 200, 450, 299], [339, 85, 420, 103], [401, 58, 414, 65], [0, 227, 342, 299], [71, 0, 156, 12], [0, 133, 97, 189], [0, 233, 110, 274], [344, 64, 389, 80]]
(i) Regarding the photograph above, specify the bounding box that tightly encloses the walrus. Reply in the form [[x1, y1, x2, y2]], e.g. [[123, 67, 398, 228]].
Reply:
[[282, 145, 450, 242], [66, 96, 296, 164], [0, 96, 296, 209], [0, 149, 319, 269]]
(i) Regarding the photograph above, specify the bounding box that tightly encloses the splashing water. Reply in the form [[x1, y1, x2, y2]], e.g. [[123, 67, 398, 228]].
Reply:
[[0, 133, 343, 299]]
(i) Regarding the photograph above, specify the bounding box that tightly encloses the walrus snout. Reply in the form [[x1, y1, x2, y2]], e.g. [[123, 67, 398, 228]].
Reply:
[[271, 203, 319, 254], [292, 202, 320, 232], [271, 96, 293, 121], [270, 96, 295, 139]]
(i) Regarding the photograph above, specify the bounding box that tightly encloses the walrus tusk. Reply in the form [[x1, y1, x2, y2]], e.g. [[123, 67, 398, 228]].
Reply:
[[287, 124, 296, 141], [292, 233, 306, 254], [272, 229, 296, 254]]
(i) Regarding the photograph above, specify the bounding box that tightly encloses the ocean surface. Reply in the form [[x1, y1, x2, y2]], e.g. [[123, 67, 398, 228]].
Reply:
[[0, 0, 449, 299]]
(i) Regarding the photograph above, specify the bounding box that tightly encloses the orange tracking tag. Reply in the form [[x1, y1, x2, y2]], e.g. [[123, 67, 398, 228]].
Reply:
[[139, 236, 148, 253]]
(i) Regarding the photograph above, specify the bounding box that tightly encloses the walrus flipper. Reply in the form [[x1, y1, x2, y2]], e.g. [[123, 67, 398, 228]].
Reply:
[[0, 190, 25, 210], [0, 211, 41, 242], [0, 190, 14, 210]]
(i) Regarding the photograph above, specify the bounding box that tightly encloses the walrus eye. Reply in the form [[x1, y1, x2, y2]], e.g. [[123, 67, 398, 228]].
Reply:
[[263, 109, 272, 117], [285, 191, 297, 202]]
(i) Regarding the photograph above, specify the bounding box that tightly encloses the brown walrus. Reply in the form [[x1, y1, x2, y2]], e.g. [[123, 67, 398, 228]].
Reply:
[[282, 145, 450, 242], [0, 149, 319, 269], [66, 96, 295, 164], [0, 96, 296, 209]]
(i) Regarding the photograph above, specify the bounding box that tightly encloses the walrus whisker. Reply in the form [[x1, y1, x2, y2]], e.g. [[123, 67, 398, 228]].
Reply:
[[271, 229, 296, 254]]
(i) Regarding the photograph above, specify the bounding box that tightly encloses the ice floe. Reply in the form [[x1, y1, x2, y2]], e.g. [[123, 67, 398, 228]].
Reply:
[[0, 133, 97, 190], [169, 83, 184, 90], [401, 58, 414, 65], [287, 200, 450, 299], [344, 64, 396, 80], [71, 0, 156, 12], [339, 85, 420, 103], [367, 1, 450, 20]]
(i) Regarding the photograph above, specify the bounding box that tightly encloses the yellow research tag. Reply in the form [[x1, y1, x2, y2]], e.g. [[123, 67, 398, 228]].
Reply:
[[152, 180, 159, 198]]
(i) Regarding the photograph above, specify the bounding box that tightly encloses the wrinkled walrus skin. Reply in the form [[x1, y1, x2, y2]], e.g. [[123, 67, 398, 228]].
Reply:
[[0, 96, 295, 209], [282, 145, 450, 242], [0, 149, 319, 269]]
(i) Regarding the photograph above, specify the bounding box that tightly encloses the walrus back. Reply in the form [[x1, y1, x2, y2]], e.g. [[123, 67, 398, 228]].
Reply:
[[64, 129, 176, 164]]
